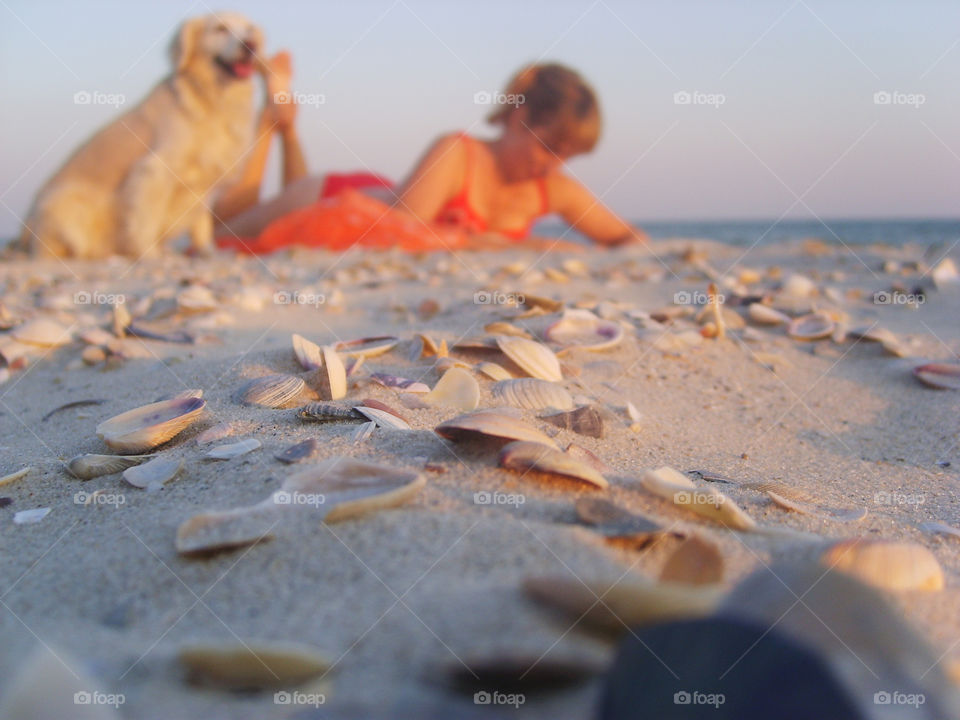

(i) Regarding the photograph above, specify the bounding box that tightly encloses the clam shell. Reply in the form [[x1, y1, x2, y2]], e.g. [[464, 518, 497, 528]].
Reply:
[[239, 374, 305, 409], [291, 333, 322, 370], [317, 346, 347, 400], [357, 398, 409, 424], [175, 504, 279, 555], [435, 410, 559, 448], [195, 421, 242, 445], [498, 440, 607, 488], [766, 490, 867, 523], [179, 641, 331, 689], [370, 372, 430, 393], [542, 406, 603, 438], [67, 453, 153, 480], [747, 303, 790, 325], [96, 396, 206, 454], [574, 497, 664, 538], [352, 420, 376, 443], [475, 361, 513, 381], [12, 318, 73, 347], [123, 457, 183, 489], [484, 321, 531, 338], [298, 402, 363, 422], [424, 367, 480, 410], [913, 362, 960, 390], [491, 378, 573, 411], [334, 335, 399, 358], [659, 536, 724, 585], [495, 336, 562, 382], [275, 438, 319, 464], [787, 312, 835, 341], [641, 466, 756, 531], [205, 438, 262, 460], [353, 405, 412, 430], [821, 539, 944, 591]]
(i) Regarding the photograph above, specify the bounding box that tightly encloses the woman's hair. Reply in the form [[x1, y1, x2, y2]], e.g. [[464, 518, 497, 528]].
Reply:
[[488, 63, 601, 156]]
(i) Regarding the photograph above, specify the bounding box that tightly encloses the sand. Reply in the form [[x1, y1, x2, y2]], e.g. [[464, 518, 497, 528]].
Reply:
[[0, 239, 958, 719]]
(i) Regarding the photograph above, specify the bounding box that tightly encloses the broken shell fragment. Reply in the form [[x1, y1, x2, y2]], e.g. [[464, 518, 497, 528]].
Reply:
[[370, 372, 430, 393], [96, 396, 206, 454], [205, 438, 262, 460], [659, 536, 724, 585], [765, 490, 867, 523], [11, 317, 72, 347], [175, 505, 279, 555], [195, 422, 242, 445], [495, 336, 563, 382], [67, 453, 153, 480], [423, 367, 480, 410], [641, 466, 756, 531], [0, 466, 31, 486], [353, 405, 412, 430], [435, 410, 558, 448], [333, 335, 399, 358], [491, 378, 573, 411], [275, 438, 320, 464], [475, 361, 512, 381], [821, 539, 944, 592], [238, 374, 306, 409], [787, 312, 835, 341], [291, 333, 322, 370], [545, 309, 624, 351], [498, 440, 607, 488], [747, 303, 791, 325], [541, 405, 603, 437], [178, 641, 331, 689], [123, 457, 183, 489], [912, 363, 960, 390]]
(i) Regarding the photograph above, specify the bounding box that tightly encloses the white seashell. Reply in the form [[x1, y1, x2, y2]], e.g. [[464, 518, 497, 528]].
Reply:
[[177, 285, 218, 313], [12, 318, 72, 347], [498, 440, 607, 488], [205, 438, 262, 460], [787, 312, 835, 341], [496, 336, 562, 381], [97, 396, 206, 454], [239, 374, 305, 408], [14, 508, 50, 524], [175, 505, 278, 554], [353, 405, 412, 430], [545, 309, 624, 351], [195, 422, 242, 445], [747, 303, 790, 325], [370, 373, 430, 393], [423, 367, 480, 410], [475, 361, 513, 381], [932, 257, 959, 289], [123, 457, 183, 489], [781, 273, 817, 298], [67, 453, 152, 480], [0, 466, 31, 486], [178, 641, 331, 689], [641, 466, 756, 531], [913, 363, 960, 390], [765, 490, 867, 523], [291, 333, 322, 370], [318, 346, 346, 400], [334, 335, 399, 358], [821, 539, 944, 591], [435, 410, 558, 448], [352, 420, 376, 443], [492, 378, 573, 411]]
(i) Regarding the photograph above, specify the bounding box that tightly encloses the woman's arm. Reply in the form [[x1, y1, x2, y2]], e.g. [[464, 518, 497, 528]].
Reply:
[[549, 174, 648, 246], [213, 112, 277, 221], [392, 134, 464, 220]]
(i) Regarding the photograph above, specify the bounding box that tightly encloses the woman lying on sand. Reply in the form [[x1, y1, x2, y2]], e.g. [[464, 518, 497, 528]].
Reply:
[[215, 55, 647, 253]]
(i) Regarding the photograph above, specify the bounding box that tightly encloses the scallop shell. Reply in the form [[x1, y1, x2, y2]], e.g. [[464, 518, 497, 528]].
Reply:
[[123, 457, 183, 489], [96, 396, 206, 454], [747, 303, 791, 325], [298, 402, 363, 422], [67, 453, 153, 480], [821, 539, 944, 591], [317, 346, 346, 400], [475, 361, 513, 381], [179, 641, 331, 689], [11, 318, 72, 347], [291, 333, 322, 370], [239, 374, 305, 409], [787, 312, 835, 341], [491, 378, 573, 411], [435, 410, 559, 448], [913, 363, 960, 390], [424, 367, 480, 410], [542, 406, 603, 437], [498, 440, 607, 488], [641, 466, 756, 531], [334, 335, 399, 358], [205, 438, 262, 460], [495, 336, 562, 381]]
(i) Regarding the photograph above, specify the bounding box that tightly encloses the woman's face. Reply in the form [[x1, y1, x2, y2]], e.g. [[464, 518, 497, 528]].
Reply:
[[498, 113, 568, 182]]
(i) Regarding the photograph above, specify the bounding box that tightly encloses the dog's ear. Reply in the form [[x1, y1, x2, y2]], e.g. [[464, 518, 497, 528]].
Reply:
[[169, 17, 203, 73]]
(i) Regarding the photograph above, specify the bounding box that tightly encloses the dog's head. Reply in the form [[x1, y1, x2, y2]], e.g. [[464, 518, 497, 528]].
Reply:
[[169, 12, 264, 81]]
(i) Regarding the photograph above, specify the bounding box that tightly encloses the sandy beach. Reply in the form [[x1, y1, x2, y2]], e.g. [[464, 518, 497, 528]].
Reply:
[[0, 238, 958, 719]]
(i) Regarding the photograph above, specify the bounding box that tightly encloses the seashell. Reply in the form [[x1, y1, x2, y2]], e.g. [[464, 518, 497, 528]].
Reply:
[[126, 322, 193, 344], [765, 490, 867, 523], [316, 346, 346, 400], [498, 440, 607, 488], [291, 333, 322, 370], [298, 402, 364, 422], [275, 438, 319, 464], [123, 457, 183, 489], [542, 405, 603, 437], [423, 367, 480, 410], [524, 575, 723, 632], [821, 539, 944, 592], [353, 405, 412, 430], [847, 325, 898, 344], [0, 466, 31, 486], [492, 378, 573, 411], [786, 312, 835, 341], [81, 346, 106, 365], [79, 327, 114, 345], [67, 453, 153, 480], [747, 302, 790, 325], [918, 521, 960, 540], [453, 336, 500, 351], [12, 318, 72, 347], [521, 294, 564, 312], [574, 497, 664, 539], [495, 336, 562, 382], [112, 300, 131, 337], [913, 362, 960, 390], [97, 396, 206, 454], [178, 641, 331, 689], [358, 398, 410, 424], [931, 257, 959, 288], [545, 309, 625, 351], [435, 410, 559, 448], [370, 372, 430, 393], [352, 420, 376, 443], [239, 374, 305, 409], [344, 355, 365, 377], [659, 536, 724, 585], [195, 421, 242, 445], [641, 466, 756, 531], [334, 335, 399, 358], [475, 361, 512, 381], [564, 443, 611, 474], [780, 273, 817, 298], [176, 284, 217, 313], [484, 321, 531, 338], [176, 504, 279, 555], [205, 438, 262, 460], [14, 507, 50, 524]]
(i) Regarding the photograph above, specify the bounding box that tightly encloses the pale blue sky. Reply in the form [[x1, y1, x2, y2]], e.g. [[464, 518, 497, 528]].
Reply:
[[1, 0, 958, 238]]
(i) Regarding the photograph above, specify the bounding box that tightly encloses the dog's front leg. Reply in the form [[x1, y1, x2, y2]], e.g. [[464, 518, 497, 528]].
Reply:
[[117, 154, 176, 259]]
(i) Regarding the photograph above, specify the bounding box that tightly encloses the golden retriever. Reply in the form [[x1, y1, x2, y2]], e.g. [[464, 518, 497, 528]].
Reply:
[[21, 13, 263, 259]]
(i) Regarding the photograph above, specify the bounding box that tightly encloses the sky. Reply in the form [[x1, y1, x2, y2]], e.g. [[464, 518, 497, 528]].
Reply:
[[1, 0, 958, 238]]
